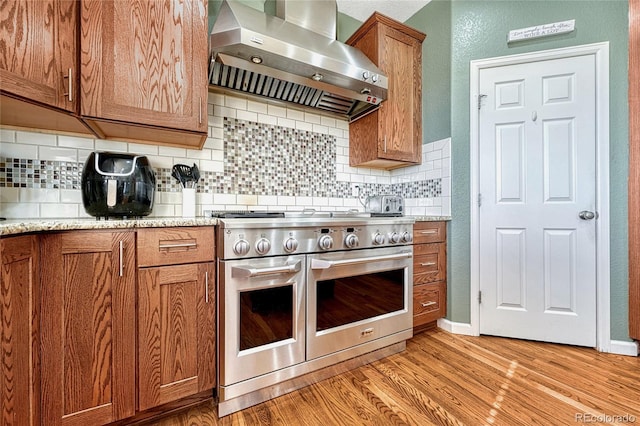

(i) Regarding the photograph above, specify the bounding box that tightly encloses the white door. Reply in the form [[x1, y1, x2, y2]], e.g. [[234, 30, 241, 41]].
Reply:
[[478, 54, 597, 347]]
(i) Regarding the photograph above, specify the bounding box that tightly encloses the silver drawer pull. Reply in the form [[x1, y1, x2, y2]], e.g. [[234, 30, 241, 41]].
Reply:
[[311, 252, 412, 270], [232, 261, 301, 278], [421, 301, 437, 307], [419, 262, 437, 267], [419, 230, 438, 234], [159, 242, 198, 249]]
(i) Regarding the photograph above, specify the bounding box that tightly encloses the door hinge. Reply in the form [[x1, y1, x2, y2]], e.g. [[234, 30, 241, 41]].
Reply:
[[478, 94, 487, 110], [477, 193, 482, 207], [478, 291, 482, 304]]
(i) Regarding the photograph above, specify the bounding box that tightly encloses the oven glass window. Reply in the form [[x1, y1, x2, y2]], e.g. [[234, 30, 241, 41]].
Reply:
[[316, 269, 405, 332], [239, 285, 293, 350]]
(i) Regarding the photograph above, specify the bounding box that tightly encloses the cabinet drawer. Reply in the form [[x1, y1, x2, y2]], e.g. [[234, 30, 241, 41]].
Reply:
[[413, 221, 446, 244], [413, 282, 446, 326], [137, 227, 214, 267], [413, 243, 446, 284]]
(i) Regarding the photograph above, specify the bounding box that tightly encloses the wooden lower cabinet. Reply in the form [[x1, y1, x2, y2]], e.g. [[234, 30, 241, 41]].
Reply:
[[1, 235, 40, 425], [138, 262, 216, 411], [40, 231, 136, 425], [412, 222, 447, 329]]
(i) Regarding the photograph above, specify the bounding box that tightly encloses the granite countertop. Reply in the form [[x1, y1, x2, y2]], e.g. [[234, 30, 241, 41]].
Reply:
[[411, 216, 452, 222], [0, 217, 219, 237], [0, 215, 450, 237]]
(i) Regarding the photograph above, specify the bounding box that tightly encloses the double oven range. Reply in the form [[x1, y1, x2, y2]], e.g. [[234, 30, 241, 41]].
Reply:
[[215, 211, 414, 416]]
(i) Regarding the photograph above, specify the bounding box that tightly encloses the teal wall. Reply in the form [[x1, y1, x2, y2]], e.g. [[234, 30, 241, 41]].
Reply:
[[406, 0, 452, 144]]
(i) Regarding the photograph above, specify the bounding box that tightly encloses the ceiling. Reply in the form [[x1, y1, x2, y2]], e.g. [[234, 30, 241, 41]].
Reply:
[[336, 0, 431, 23]]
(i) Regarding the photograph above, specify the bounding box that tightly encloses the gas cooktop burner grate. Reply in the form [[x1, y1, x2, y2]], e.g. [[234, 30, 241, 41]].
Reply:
[[208, 210, 285, 218]]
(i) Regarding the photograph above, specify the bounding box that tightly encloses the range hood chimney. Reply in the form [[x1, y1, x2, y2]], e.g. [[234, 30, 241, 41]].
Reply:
[[209, 0, 388, 121]]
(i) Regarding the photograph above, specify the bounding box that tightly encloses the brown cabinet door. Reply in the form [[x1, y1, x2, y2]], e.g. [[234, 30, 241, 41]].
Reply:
[[0, 0, 76, 111], [347, 14, 424, 169], [1, 236, 40, 426], [138, 262, 215, 411], [377, 24, 422, 163], [80, 0, 208, 134], [40, 231, 136, 425]]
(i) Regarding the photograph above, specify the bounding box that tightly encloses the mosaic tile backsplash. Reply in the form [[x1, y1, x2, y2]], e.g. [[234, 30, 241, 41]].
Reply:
[[0, 92, 451, 218]]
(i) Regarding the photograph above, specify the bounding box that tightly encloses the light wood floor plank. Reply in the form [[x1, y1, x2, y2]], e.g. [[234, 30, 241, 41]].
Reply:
[[144, 330, 640, 426]]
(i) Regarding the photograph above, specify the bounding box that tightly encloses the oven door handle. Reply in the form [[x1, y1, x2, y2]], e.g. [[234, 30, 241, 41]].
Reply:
[[311, 252, 412, 270], [232, 260, 302, 278]]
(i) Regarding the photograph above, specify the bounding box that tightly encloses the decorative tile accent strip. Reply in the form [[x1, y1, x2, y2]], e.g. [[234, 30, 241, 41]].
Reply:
[[0, 158, 82, 189]]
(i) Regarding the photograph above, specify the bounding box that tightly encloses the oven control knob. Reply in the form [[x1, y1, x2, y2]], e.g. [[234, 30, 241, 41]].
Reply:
[[344, 233, 359, 248], [401, 231, 413, 243], [255, 238, 271, 255], [372, 232, 385, 245], [389, 232, 401, 244], [318, 235, 333, 251], [283, 237, 299, 253], [233, 239, 251, 256]]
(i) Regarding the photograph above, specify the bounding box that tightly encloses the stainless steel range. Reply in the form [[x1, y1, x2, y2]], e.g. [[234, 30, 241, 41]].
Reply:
[[215, 211, 414, 416]]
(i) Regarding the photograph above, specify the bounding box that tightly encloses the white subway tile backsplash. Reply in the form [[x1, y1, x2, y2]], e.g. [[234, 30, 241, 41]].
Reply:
[[40, 203, 78, 218], [127, 142, 158, 155], [303, 112, 321, 124], [2, 202, 39, 218], [186, 149, 212, 160], [0, 129, 16, 143], [20, 188, 60, 203], [312, 124, 328, 134], [58, 135, 94, 149], [159, 146, 186, 158], [247, 100, 268, 114], [0, 187, 19, 203], [237, 194, 258, 205], [225, 96, 247, 110], [277, 117, 296, 129], [286, 109, 304, 121], [237, 110, 257, 122], [60, 189, 82, 203], [208, 92, 225, 106], [95, 139, 128, 152], [214, 193, 237, 204], [267, 105, 287, 118], [39, 146, 77, 162], [214, 105, 236, 119], [4, 95, 451, 219], [257, 114, 277, 125], [17, 131, 56, 146], [295, 121, 313, 132], [2, 143, 38, 159]]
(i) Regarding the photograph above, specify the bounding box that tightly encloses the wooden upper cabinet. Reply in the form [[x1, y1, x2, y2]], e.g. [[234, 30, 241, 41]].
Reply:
[[80, 0, 208, 147], [39, 231, 136, 425], [1, 235, 40, 426], [347, 13, 425, 170], [0, 0, 93, 135]]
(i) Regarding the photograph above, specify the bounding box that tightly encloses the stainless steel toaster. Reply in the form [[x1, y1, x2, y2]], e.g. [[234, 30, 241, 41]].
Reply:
[[365, 195, 404, 216]]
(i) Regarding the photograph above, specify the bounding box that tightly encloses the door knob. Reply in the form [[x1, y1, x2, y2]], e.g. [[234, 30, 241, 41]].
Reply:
[[579, 210, 596, 220]]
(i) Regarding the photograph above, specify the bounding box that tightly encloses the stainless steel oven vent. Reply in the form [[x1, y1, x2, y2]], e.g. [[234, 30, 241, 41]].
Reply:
[[209, 0, 388, 121], [209, 61, 356, 116]]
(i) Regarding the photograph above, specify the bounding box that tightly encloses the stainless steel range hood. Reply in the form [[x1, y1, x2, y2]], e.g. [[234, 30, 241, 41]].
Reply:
[[209, 0, 388, 121]]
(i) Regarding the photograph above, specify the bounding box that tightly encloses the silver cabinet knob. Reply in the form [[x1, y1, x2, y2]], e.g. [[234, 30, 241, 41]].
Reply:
[[579, 210, 596, 220]]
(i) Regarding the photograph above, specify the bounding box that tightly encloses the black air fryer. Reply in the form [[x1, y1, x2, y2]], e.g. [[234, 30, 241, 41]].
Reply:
[[81, 152, 156, 218]]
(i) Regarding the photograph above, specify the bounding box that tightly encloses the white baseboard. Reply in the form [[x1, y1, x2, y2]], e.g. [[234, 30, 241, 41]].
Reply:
[[437, 318, 476, 336], [608, 340, 639, 356]]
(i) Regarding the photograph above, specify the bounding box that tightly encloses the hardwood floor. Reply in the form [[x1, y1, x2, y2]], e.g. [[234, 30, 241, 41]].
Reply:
[[143, 330, 640, 425]]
